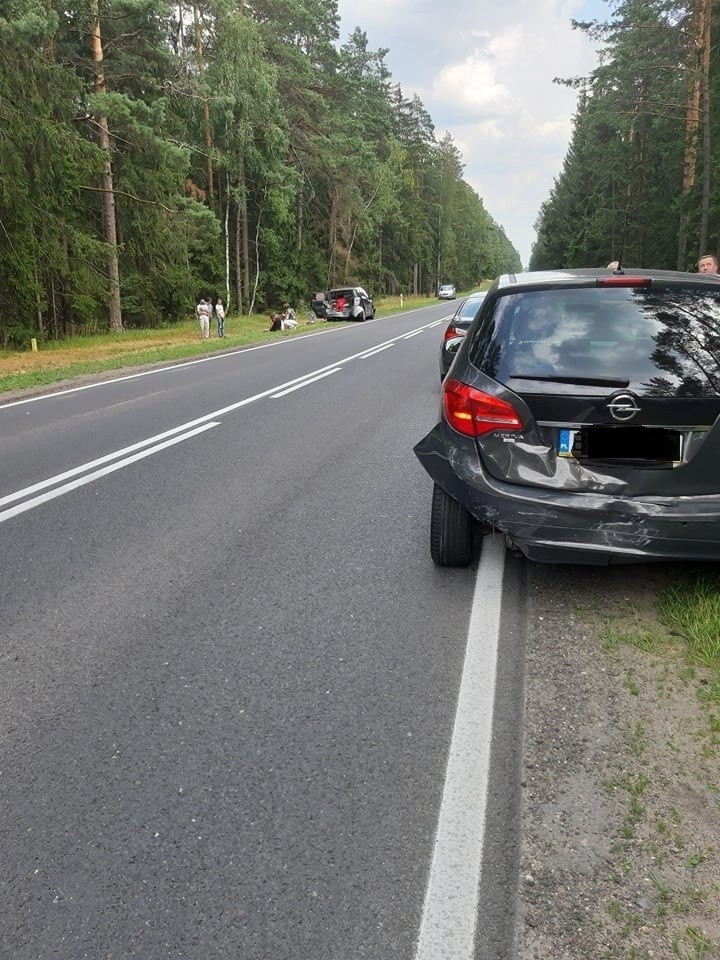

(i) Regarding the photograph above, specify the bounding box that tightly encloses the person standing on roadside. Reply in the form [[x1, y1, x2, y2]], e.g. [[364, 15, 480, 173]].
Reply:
[[196, 297, 211, 339], [698, 253, 720, 275], [215, 297, 226, 337]]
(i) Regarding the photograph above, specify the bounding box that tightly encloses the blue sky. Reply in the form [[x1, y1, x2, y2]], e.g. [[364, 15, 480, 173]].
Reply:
[[335, 0, 610, 268]]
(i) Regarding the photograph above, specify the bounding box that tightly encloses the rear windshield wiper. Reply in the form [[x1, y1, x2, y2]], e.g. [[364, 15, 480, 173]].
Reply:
[[510, 374, 630, 388]]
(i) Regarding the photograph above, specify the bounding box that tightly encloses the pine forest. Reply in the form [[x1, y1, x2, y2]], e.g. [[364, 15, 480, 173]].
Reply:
[[531, 0, 719, 272], [0, 0, 522, 345], [5, 0, 717, 347]]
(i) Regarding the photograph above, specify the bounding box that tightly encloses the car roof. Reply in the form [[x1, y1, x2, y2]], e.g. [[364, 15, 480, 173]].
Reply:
[[492, 267, 720, 293], [454, 292, 485, 309]]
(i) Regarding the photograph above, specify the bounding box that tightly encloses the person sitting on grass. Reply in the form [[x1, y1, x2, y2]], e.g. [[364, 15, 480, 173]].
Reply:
[[282, 303, 298, 329]]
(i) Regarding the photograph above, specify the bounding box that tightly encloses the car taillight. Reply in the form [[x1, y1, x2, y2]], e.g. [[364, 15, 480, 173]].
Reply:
[[443, 324, 463, 342], [442, 378, 523, 438]]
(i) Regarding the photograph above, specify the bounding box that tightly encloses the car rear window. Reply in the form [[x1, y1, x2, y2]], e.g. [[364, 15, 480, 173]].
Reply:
[[468, 286, 720, 396], [458, 296, 485, 319]]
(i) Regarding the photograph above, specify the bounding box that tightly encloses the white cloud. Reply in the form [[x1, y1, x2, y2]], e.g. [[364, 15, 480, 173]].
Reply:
[[336, 0, 605, 266], [486, 24, 525, 60], [432, 54, 513, 112]]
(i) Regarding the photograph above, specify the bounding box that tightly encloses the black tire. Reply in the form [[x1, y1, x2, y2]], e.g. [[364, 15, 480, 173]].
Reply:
[[356, 309, 365, 321], [430, 483, 474, 566]]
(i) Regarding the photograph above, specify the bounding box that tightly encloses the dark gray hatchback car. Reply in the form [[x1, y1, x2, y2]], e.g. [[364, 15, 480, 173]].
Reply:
[[440, 292, 486, 379], [415, 267, 720, 565]]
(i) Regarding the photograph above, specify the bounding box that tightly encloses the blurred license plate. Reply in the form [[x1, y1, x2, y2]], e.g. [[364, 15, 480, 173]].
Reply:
[[558, 427, 682, 463]]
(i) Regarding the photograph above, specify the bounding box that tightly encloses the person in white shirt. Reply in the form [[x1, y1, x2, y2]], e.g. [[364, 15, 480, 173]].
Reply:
[[196, 298, 210, 339], [215, 298, 226, 337]]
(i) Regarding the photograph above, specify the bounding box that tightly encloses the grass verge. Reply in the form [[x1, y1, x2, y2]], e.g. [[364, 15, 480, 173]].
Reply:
[[595, 575, 720, 958], [0, 294, 440, 395], [658, 577, 720, 669]]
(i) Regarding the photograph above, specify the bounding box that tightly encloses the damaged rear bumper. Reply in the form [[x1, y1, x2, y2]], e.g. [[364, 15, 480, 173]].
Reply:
[[414, 423, 720, 565]]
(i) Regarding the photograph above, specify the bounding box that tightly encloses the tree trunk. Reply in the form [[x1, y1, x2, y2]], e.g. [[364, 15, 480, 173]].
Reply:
[[193, 5, 214, 203], [240, 179, 250, 309], [249, 209, 261, 315], [677, 0, 704, 269], [89, 0, 123, 332], [223, 178, 231, 310], [699, 0, 712, 256], [234, 200, 243, 314], [176, 2, 184, 53], [328, 187, 338, 287]]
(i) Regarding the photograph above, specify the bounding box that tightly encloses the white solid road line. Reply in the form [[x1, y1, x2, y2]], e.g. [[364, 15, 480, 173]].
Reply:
[[2, 317, 444, 517], [359, 343, 394, 359], [0, 419, 231, 510], [270, 368, 341, 398], [414, 534, 506, 960], [0, 422, 219, 523]]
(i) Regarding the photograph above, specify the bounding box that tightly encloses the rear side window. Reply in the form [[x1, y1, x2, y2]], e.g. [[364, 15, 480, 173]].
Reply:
[[468, 286, 720, 397]]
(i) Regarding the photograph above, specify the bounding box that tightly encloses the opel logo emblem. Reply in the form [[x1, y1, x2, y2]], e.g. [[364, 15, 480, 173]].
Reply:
[[607, 392, 641, 422]]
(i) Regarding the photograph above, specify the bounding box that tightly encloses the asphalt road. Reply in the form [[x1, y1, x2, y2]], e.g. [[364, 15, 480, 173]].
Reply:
[[0, 308, 527, 960]]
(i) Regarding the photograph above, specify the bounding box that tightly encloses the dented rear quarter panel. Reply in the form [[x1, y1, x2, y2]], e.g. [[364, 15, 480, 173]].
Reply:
[[414, 421, 720, 563]]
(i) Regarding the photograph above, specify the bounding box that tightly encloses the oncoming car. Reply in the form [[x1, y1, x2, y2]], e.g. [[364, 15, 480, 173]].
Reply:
[[415, 267, 720, 566], [440, 292, 487, 380], [324, 287, 375, 321], [438, 284, 456, 300]]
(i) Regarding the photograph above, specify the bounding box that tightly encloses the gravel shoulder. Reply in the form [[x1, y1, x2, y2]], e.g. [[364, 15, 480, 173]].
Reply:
[[518, 563, 720, 959]]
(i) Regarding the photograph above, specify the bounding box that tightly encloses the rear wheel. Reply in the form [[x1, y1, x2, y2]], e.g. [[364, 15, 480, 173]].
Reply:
[[356, 309, 365, 321], [430, 483, 474, 566]]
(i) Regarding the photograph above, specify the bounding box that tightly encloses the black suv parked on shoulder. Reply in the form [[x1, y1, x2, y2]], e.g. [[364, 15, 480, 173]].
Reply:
[[415, 267, 720, 565]]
